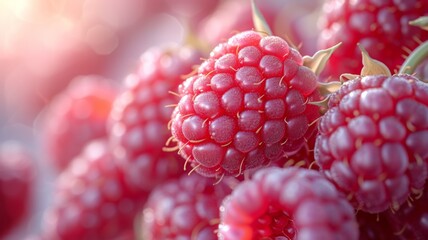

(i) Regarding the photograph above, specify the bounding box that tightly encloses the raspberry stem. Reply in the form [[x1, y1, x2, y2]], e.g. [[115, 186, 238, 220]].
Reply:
[[399, 40, 428, 75]]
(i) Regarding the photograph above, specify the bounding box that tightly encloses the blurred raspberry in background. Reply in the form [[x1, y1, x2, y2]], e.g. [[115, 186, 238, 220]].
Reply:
[[0, 1, 323, 239], [0, 0, 320, 124]]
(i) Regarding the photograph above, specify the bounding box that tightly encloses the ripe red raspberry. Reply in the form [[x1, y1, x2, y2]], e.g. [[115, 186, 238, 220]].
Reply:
[[315, 74, 428, 213], [318, 0, 428, 80], [42, 140, 144, 240], [40, 75, 117, 171], [108, 44, 202, 191], [141, 173, 234, 240], [170, 30, 321, 177], [0, 141, 35, 238], [218, 166, 359, 240]]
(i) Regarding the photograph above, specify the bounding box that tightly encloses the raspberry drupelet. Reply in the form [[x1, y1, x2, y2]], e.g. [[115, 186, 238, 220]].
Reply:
[[41, 75, 118, 171], [42, 140, 144, 240]]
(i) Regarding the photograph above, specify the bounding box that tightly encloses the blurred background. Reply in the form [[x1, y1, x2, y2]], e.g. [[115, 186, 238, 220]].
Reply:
[[0, 0, 321, 125], [0, 0, 321, 239]]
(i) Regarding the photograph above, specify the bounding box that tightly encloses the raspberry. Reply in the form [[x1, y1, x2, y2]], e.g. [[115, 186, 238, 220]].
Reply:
[[218, 166, 359, 240], [141, 173, 234, 239], [40, 75, 117, 171], [318, 0, 428, 80], [108, 44, 202, 191], [0, 141, 34, 238], [42, 140, 143, 240], [315, 74, 428, 213], [170, 30, 321, 177]]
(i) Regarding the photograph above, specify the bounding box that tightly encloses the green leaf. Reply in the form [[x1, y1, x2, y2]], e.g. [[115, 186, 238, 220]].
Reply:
[[359, 44, 391, 76], [251, 0, 272, 35], [302, 42, 342, 76], [409, 16, 428, 31]]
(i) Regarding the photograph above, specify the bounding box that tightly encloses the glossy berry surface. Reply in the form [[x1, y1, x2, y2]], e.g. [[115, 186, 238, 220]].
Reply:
[[43, 140, 144, 240], [318, 0, 428, 80], [218, 167, 359, 240], [41, 75, 117, 171], [0, 141, 34, 238], [171, 30, 321, 178], [108, 44, 201, 191], [315, 74, 428, 213], [142, 173, 234, 240]]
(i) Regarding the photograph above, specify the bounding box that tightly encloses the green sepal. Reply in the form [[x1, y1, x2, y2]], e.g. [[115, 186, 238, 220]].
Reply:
[[302, 42, 342, 76], [340, 73, 360, 82], [409, 16, 428, 31], [317, 81, 342, 96], [251, 0, 272, 35], [359, 44, 391, 77]]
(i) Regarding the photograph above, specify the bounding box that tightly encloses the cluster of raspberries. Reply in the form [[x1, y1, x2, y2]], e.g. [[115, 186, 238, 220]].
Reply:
[[2, 0, 428, 240]]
